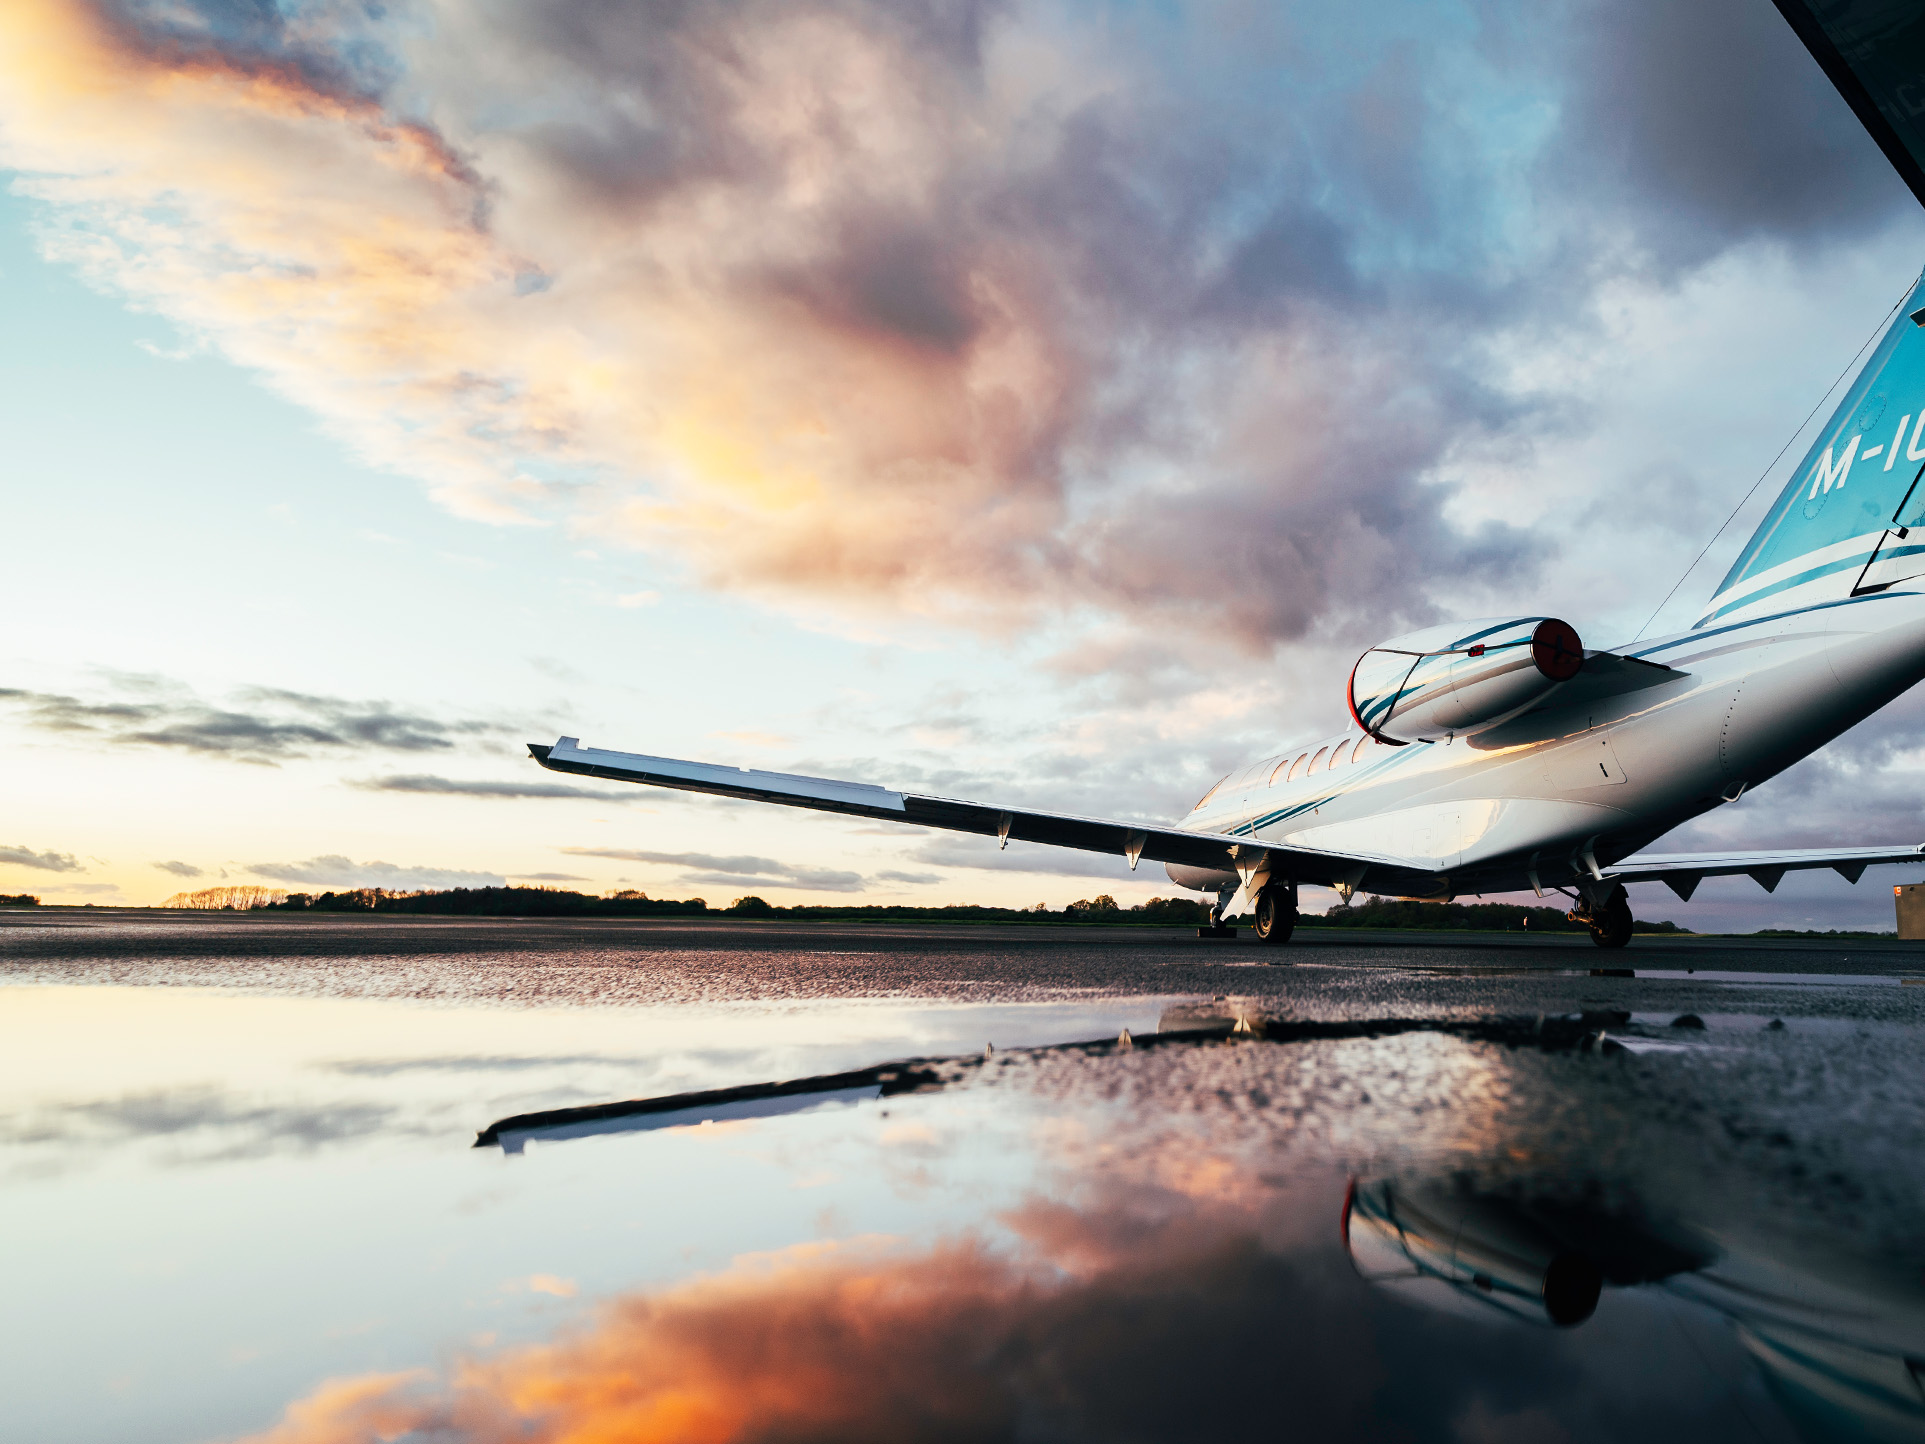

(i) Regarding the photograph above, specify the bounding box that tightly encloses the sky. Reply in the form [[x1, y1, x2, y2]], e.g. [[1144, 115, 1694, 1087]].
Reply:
[[4, 0, 1925, 928]]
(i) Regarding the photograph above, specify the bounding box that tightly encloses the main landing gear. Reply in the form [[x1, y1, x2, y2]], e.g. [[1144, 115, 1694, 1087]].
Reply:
[[1198, 881, 1297, 954], [1253, 886, 1297, 947], [1568, 883, 1633, 949]]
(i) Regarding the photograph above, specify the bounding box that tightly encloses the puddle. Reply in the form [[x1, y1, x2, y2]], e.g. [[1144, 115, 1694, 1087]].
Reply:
[[10, 953, 1925, 1443]]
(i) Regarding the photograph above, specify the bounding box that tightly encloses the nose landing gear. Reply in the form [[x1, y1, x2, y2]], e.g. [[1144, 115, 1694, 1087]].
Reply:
[[1569, 883, 1633, 948]]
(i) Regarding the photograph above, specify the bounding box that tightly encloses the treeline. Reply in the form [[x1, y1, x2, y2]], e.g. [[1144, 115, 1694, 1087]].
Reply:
[[267, 886, 708, 917], [1308, 896, 1684, 934], [0, 894, 39, 907], [729, 894, 1212, 924], [260, 886, 1215, 923], [202, 886, 1692, 933]]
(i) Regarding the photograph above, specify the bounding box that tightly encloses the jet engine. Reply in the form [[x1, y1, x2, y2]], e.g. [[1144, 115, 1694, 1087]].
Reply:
[[1348, 616, 1583, 744]]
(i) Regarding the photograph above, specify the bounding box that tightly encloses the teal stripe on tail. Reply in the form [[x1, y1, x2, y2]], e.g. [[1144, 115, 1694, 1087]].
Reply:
[[1702, 270, 1925, 626]]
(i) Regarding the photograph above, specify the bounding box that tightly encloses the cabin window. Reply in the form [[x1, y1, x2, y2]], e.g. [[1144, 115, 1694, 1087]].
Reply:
[[1268, 757, 1290, 785], [1308, 746, 1330, 774], [1287, 753, 1308, 781], [1351, 736, 1370, 763]]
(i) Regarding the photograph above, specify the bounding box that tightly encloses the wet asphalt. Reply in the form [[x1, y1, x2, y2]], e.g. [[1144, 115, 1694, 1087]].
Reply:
[[4, 907, 1922, 1027]]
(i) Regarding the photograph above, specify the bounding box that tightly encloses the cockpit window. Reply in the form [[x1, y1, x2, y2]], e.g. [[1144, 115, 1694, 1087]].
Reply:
[[1192, 775, 1228, 813]]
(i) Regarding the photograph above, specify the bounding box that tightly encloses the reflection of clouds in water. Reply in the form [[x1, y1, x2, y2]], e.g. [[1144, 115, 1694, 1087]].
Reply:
[[0, 1087, 411, 1168], [234, 1182, 1758, 1444], [319, 1053, 657, 1077]]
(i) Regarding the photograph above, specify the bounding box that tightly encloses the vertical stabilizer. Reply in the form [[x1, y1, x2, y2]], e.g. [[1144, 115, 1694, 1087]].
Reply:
[[1700, 272, 1925, 627]]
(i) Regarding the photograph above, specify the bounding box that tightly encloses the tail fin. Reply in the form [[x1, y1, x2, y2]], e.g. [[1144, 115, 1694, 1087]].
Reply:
[[1700, 271, 1925, 628]]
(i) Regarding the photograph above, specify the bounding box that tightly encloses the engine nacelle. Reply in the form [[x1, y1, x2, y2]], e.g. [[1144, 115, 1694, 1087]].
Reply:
[[1348, 616, 1583, 743]]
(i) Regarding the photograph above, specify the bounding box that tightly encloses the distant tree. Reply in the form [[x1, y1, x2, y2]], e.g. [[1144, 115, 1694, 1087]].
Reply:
[[161, 885, 288, 910], [1128, 896, 1211, 923], [729, 895, 774, 915], [1307, 895, 1601, 932], [1065, 895, 1120, 914], [608, 889, 648, 900], [0, 894, 40, 907]]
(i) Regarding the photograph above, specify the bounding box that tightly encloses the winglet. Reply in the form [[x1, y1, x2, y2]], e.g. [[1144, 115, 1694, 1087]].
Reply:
[[527, 743, 553, 763]]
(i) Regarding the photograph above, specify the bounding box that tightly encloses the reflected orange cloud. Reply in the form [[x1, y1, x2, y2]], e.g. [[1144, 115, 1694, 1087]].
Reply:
[[239, 1370, 438, 1444], [231, 1141, 1407, 1444], [236, 1238, 1043, 1444]]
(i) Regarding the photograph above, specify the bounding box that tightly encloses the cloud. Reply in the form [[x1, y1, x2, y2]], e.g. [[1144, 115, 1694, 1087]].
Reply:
[[910, 839, 1136, 882], [874, 870, 941, 885], [562, 847, 865, 893], [0, 844, 82, 873], [1545, 0, 1915, 271], [0, 0, 1842, 659], [0, 682, 506, 764], [508, 872, 589, 883], [151, 860, 202, 878], [525, 1275, 578, 1299], [358, 774, 635, 802], [247, 856, 506, 890]]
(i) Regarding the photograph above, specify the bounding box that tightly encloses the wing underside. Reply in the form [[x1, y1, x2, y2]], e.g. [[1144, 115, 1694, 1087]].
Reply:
[[531, 736, 1387, 892], [1605, 845, 1925, 900]]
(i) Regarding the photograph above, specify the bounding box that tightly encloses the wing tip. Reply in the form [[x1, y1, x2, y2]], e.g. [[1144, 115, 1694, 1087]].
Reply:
[[527, 742, 554, 764]]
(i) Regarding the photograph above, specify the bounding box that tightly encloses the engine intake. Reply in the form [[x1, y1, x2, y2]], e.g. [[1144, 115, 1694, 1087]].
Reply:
[[1348, 616, 1583, 744]]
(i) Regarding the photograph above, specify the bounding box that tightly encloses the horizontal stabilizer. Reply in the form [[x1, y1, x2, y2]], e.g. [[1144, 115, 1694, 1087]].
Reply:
[[1605, 844, 1925, 896]]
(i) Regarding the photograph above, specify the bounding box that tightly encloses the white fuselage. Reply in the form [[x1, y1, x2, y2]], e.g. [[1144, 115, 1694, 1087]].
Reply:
[[1171, 588, 1925, 899]]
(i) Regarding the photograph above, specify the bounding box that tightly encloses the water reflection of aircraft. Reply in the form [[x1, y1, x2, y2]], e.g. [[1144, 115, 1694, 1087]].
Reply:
[[475, 1006, 1925, 1439], [473, 1007, 1628, 1152], [530, 6, 1925, 949], [1345, 1173, 1925, 1442]]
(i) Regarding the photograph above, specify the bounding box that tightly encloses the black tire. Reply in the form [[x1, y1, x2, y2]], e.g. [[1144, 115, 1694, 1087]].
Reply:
[[1253, 889, 1296, 947], [1588, 890, 1633, 949]]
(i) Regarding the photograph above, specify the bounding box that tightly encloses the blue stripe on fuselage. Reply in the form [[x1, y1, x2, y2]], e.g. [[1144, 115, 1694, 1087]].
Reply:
[[1632, 587, 1915, 661]]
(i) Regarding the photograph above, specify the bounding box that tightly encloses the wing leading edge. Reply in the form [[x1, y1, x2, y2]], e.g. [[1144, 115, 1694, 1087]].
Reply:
[[529, 736, 1384, 888]]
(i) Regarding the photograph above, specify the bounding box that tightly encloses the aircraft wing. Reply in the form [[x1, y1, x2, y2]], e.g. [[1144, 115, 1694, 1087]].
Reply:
[[1604, 844, 1925, 900], [529, 736, 1383, 887], [1769, 0, 1925, 212]]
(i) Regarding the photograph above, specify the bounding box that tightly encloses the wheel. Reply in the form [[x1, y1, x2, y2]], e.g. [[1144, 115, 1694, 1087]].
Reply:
[[1588, 890, 1633, 949], [1253, 888, 1296, 947]]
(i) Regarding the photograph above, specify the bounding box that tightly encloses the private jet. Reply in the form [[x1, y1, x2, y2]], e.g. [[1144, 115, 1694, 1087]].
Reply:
[[531, 0, 1925, 948]]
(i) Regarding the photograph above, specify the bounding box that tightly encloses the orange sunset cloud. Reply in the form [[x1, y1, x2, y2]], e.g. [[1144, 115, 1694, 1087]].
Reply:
[[0, 0, 1539, 651]]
